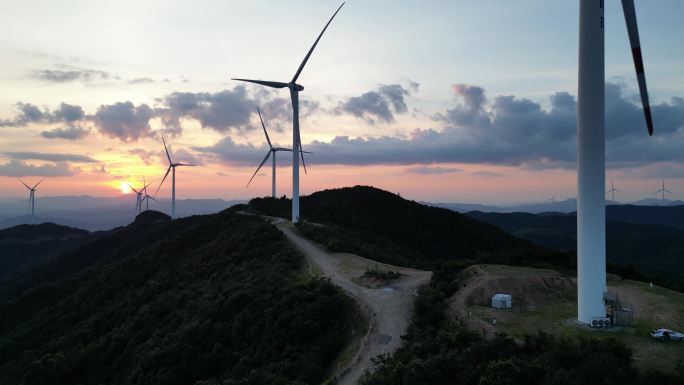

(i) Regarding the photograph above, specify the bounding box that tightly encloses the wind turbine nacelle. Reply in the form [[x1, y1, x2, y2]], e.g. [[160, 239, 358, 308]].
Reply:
[[294, 84, 304, 91]]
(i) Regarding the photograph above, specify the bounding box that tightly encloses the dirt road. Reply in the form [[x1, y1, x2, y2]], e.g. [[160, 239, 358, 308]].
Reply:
[[277, 225, 432, 385]]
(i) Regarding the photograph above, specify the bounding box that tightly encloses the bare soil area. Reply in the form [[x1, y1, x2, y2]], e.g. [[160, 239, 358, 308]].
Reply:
[[449, 264, 684, 373], [276, 224, 432, 385]]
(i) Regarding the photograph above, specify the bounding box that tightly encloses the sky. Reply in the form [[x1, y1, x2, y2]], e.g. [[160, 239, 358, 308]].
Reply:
[[1, 0, 683, 204]]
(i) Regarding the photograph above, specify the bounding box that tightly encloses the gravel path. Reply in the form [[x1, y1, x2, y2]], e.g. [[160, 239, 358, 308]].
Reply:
[[277, 225, 432, 385]]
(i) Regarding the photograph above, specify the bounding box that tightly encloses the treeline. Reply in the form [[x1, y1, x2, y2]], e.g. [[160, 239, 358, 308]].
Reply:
[[0, 209, 357, 385], [360, 262, 684, 385]]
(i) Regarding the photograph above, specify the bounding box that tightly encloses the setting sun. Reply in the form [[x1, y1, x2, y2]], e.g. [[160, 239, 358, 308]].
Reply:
[[120, 182, 132, 194]]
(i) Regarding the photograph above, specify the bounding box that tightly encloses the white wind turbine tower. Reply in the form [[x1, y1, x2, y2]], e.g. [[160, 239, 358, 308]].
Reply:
[[653, 180, 673, 203], [576, 0, 654, 325], [19, 178, 44, 224], [606, 179, 622, 202], [233, 2, 345, 223], [156, 136, 195, 219]]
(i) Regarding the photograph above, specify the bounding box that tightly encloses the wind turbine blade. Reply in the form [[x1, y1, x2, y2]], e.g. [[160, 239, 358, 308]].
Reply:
[[247, 151, 272, 188], [127, 184, 139, 194], [162, 135, 173, 164], [615, 188, 623, 193], [256, 106, 272, 148], [232, 78, 289, 89], [156, 166, 172, 196], [621, 0, 654, 136], [32, 178, 45, 189], [665, 189, 674, 196], [291, 2, 345, 83], [176, 163, 196, 167], [149, 196, 159, 202], [298, 134, 308, 174], [18, 178, 31, 190]]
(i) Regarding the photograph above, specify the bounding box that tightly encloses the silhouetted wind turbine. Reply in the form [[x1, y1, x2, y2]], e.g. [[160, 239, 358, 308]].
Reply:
[[156, 136, 195, 219], [653, 180, 673, 203], [576, 0, 654, 325], [606, 179, 622, 202], [19, 178, 44, 224], [233, 2, 345, 223], [247, 106, 313, 198], [129, 178, 153, 215]]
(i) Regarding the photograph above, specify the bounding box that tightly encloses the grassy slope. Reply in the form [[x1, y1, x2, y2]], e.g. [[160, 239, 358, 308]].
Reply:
[[0, 209, 357, 385]]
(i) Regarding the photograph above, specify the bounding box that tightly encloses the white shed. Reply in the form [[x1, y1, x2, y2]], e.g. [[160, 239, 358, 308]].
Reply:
[[491, 294, 512, 309]]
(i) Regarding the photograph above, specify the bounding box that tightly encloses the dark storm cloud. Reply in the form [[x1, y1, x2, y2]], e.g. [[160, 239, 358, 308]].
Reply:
[[201, 82, 684, 169], [0, 160, 78, 177], [40, 126, 90, 140], [92, 102, 154, 142], [338, 83, 416, 123], [4, 151, 97, 163]]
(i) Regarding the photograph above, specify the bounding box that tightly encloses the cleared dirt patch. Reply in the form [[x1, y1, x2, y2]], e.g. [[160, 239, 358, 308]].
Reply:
[[449, 264, 684, 374]]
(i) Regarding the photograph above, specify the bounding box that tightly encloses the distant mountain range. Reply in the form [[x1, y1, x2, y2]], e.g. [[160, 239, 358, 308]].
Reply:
[[0, 196, 245, 231], [428, 198, 684, 214]]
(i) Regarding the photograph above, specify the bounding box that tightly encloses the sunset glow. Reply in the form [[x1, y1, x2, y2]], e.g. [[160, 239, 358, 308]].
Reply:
[[0, 1, 683, 204]]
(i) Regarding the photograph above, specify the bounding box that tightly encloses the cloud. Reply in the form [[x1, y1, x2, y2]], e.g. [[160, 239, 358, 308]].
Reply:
[[406, 166, 461, 174], [33, 68, 112, 83], [128, 77, 155, 84], [4, 151, 97, 163], [53, 103, 85, 122], [0, 102, 86, 127], [40, 126, 90, 140], [128, 148, 157, 164], [200, 82, 684, 169], [0, 160, 78, 177], [92, 101, 154, 142], [160, 87, 254, 133], [471, 171, 504, 177], [338, 83, 416, 123]]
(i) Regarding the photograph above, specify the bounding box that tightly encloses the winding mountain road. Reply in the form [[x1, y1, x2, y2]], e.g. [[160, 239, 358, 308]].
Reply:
[[276, 224, 432, 385]]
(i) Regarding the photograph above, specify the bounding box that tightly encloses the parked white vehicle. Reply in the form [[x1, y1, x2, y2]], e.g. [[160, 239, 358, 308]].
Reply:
[[650, 328, 684, 341]]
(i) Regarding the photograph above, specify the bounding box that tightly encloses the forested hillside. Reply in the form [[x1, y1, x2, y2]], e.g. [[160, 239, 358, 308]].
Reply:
[[467, 210, 684, 290], [249, 186, 572, 270], [0, 209, 357, 385], [0, 222, 90, 279]]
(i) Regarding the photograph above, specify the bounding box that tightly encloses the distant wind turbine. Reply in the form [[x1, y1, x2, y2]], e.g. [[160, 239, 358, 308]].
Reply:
[[247, 106, 313, 198], [18, 178, 44, 224], [547, 193, 557, 203], [233, 2, 345, 223], [141, 188, 158, 211], [606, 179, 622, 202], [156, 136, 195, 219], [128, 178, 153, 215], [653, 180, 673, 202], [576, 0, 654, 325]]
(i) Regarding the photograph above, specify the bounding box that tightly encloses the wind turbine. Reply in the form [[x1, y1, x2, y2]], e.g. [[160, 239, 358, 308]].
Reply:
[[156, 136, 195, 219], [653, 180, 673, 203], [141, 189, 158, 211], [576, 0, 654, 325], [128, 178, 153, 215], [18, 178, 44, 224], [233, 2, 345, 223], [547, 193, 557, 203], [606, 179, 622, 202], [247, 106, 312, 198]]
